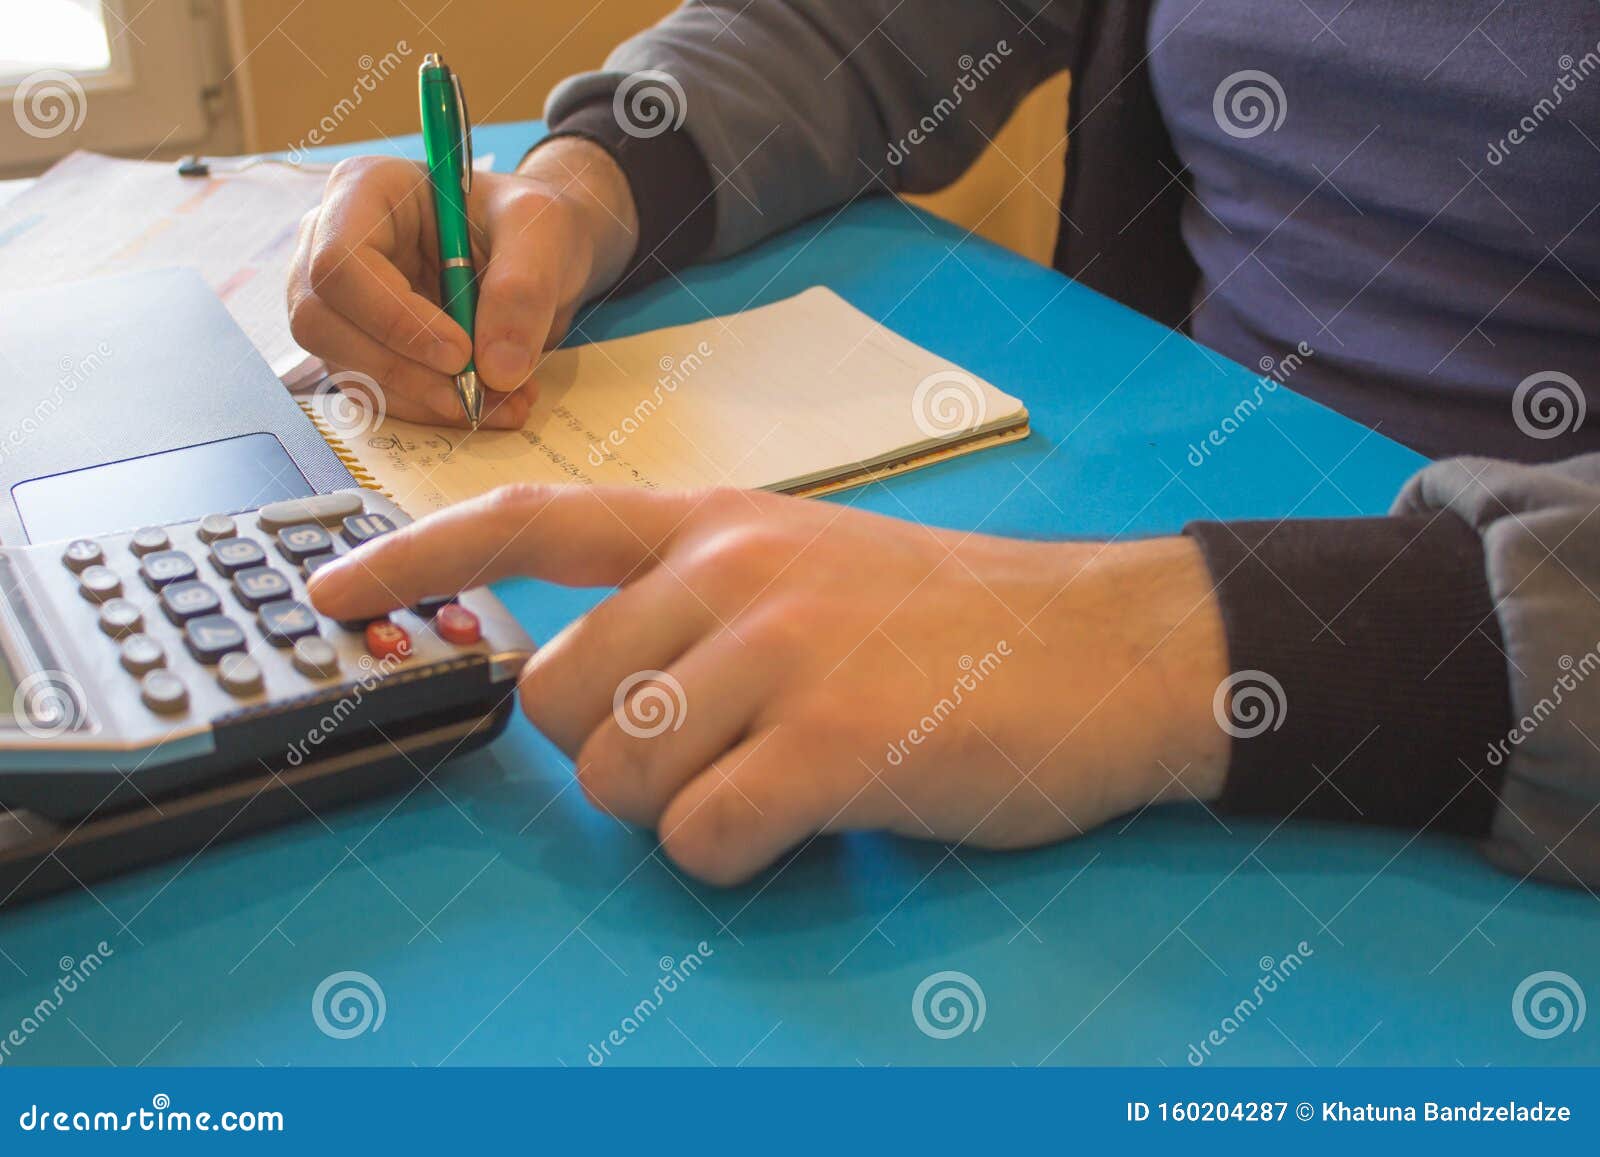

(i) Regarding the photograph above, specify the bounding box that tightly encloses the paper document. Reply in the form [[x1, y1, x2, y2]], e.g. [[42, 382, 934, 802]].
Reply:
[[307, 287, 1029, 511]]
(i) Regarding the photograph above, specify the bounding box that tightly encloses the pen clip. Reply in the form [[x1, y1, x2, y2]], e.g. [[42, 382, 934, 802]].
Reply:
[[451, 71, 473, 195]]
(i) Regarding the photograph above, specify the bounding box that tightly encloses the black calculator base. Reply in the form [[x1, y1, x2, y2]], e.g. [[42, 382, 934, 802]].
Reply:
[[0, 702, 516, 912]]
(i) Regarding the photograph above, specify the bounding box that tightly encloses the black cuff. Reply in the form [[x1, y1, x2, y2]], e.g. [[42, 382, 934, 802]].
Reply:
[[1184, 513, 1511, 836], [528, 100, 715, 295]]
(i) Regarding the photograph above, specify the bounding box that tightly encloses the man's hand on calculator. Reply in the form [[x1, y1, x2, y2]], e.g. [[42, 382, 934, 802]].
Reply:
[[307, 484, 1231, 886], [287, 139, 638, 429]]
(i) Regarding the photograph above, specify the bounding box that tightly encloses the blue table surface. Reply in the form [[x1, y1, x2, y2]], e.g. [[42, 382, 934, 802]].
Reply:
[[2, 122, 1594, 1069]]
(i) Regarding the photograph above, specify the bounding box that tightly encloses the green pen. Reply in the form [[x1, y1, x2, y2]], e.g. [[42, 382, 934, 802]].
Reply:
[[418, 52, 482, 426]]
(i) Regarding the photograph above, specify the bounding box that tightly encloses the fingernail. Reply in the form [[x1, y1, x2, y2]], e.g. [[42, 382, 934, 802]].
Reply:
[[428, 339, 466, 375], [482, 340, 530, 386]]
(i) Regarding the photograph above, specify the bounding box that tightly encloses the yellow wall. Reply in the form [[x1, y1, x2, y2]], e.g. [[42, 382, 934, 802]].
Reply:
[[226, 1, 1064, 264]]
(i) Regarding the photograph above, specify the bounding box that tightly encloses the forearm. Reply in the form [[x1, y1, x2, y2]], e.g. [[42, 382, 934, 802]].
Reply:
[[542, 0, 1081, 264], [1183, 451, 1600, 886], [514, 137, 639, 303]]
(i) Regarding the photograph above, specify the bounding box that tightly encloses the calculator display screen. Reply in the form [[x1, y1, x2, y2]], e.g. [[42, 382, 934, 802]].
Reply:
[[12, 433, 311, 545]]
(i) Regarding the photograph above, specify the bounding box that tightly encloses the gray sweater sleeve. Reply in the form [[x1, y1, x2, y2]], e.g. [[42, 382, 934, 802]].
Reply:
[[1395, 454, 1600, 885], [545, 0, 1079, 257]]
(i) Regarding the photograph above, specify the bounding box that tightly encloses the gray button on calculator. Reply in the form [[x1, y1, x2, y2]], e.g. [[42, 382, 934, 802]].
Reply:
[[209, 537, 266, 576], [79, 564, 122, 602], [258, 599, 319, 646], [140, 550, 196, 589], [98, 598, 143, 638], [292, 636, 339, 679], [161, 580, 221, 624], [139, 669, 188, 714], [232, 566, 292, 609], [120, 634, 166, 676], [276, 522, 334, 564], [197, 514, 237, 542], [63, 539, 103, 572], [217, 652, 264, 696], [258, 492, 364, 533], [184, 615, 247, 663], [130, 526, 171, 556]]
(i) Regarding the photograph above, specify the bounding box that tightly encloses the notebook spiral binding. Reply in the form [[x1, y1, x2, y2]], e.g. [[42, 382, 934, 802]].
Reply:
[[298, 399, 395, 501]]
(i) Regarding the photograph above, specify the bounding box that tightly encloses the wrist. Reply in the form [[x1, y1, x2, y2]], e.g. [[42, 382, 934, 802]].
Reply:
[[516, 136, 638, 298], [1057, 537, 1231, 810]]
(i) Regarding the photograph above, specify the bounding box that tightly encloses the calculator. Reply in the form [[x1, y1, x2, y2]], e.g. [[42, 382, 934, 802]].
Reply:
[[0, 488, 534, 908]]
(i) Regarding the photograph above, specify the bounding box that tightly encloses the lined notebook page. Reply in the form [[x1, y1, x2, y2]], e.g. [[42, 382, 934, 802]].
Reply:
[[307, 287, 1027, 515]]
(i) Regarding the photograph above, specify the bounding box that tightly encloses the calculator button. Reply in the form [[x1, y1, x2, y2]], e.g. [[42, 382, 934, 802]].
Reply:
[[292, 636, 340, 679], [232, 566, 293, 609], [412, 595, 453, 618], [217, 653, 264, 697], [119, 634, 166, 676], [161, 580, 222, 624], [276, 522, 334, 564], [258, 599, 320, 646], [78, 565, 122, 603], [98, 598, 144, 639], [341, 512, 395, 547], [139, 669, 189, 715], [435, 603, 481, 645], [140, 550, 196, 590], [209, 536, 267, 576], [364, 619, 412, 661], [62, 539, 103, 573], [197, 514, 237, 542], [302, 552, 340, 577], [258, 492, 364, 533], [184, 615, 247, 663], [129, 526, 170, 556]]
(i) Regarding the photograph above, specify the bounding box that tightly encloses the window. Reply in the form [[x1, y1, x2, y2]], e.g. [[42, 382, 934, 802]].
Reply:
[[0, 0, 212, 174]]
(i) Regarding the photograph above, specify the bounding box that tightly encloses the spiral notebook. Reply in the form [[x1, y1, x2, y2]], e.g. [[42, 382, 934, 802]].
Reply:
[[302, 288, 1029, 513]]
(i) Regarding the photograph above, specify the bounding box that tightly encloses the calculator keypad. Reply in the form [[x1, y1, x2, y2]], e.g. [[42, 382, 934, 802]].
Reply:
[[35, 490, 510, 730]]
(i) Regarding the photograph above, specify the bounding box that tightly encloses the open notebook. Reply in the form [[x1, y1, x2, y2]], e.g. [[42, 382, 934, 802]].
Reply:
[[305, 287, 1028, 514]]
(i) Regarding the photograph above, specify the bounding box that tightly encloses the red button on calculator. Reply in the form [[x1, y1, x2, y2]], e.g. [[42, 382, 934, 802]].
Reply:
[[435, 603, 481, 645], [365, 619, 412, 661]]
